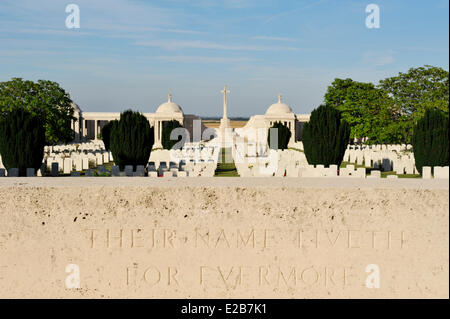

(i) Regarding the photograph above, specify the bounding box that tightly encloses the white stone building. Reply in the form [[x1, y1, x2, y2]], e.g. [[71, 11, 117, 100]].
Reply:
[[235, 94, 310, 146], [70, 90, 311, 150], [71, 94, 206, 147]]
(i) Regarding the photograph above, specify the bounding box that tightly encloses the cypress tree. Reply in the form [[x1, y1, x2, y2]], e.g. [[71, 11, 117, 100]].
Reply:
[[161, 120, 184, 150], [267, 121, 291, 150], [0, 108, 46, 176], [412, 109, 449, 175], [109, 110, 154, 170], [101, 120, 117, 151], [302, 104, 350, 167]]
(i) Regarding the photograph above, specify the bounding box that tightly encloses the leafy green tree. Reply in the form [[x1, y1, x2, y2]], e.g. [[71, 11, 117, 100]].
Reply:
[[109, 110, 154, 170], [324, 78, 383, 140], [302, 104, 350, 167], [361, 94, 410, 144], [267, 121, 291, 150], [324, 66, 449, 144], [0, 108, 46, 176], [161, 120, 184, 150], [379, 65, 449, 118], [101, 120, 117, 151], [411, 109, 449, 175], [0, 78, 76, 145], [379, 65, 449, 142]]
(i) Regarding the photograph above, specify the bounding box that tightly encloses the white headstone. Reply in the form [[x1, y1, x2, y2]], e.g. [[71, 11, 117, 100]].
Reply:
[[434, 166, 449, 179], [82, 158, 89, 170], [74, 159, 83, 171], [369, 170, 381, 178], [63, 158, 73, 174], [422, 166, 432, 179]]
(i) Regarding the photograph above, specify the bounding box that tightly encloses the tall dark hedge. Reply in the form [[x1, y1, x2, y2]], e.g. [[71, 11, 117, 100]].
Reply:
[[0, 108, 46, 176], [161, 120, 184, 150], [101, 120, 117, 151], [302, 104, 350, 167], [110, 110, 154, 170], [412, 109, 449, 175], [267, 121, 291, 150]]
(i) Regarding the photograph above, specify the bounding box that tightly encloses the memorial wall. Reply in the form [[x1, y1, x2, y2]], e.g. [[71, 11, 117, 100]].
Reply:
[[0, 178, 448, 298]]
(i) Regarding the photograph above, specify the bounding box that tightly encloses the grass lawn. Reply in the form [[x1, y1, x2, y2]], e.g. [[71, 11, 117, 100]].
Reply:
[[340, 161, 370, 170], [203, 121, 247, 129], [340, 161, 420, 178], [381, 171, 420, 178], [215, 148, 240, 177], [43, 161, 116, 177], [43, 157, 421, 179]]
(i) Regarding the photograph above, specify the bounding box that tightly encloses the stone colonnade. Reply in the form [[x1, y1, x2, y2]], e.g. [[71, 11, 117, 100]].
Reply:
[[71, 112, 184, 147]]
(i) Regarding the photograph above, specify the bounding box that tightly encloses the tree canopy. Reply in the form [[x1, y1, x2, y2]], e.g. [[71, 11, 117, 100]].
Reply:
[[378, 65, 449, 143], [325, 79, 382, 140], [324, 65, 449, 144], [0, 78, 76, 145]]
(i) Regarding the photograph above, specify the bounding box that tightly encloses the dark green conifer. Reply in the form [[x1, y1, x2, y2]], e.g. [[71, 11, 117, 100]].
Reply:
[[0, 108, 46, 176], [412, 109, 449, 174], [101, 120, 117, 151], [161, 120, 184, 150], [110, 110, 154, 170], [302, 104, 350, 167], [267, 121, 291, 150]]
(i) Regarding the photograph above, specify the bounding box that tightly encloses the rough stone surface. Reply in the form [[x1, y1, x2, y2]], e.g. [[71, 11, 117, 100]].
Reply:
[[0, 178, 448, 298]]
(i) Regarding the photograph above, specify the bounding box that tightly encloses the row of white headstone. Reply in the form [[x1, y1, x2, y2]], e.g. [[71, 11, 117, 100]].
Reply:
[[232, 146, 448, 179], [44, 141, 112, 173], [235, 149, 309, 177], [299, 164, 446, 179], [45, 141, 220, 175], [343, 144, 417, 174], [1, 141, 448, 179], [1, 140, 221, 176], [150, 145, 219, 164], [146, 161, 218, 177], [236, 161, 449, 179], [422, 166, 449, 179], [149, 143, 220, 177]]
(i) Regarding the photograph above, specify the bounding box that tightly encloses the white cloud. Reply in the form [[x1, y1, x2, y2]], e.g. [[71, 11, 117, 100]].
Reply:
[[362, 51, 395, 67], [134, 40, 299, 51], [15, 28, 93, 36], [0, 0, 193, 35], [154, 55, 256, 63], [252, 36, 298, 42], [169, 0, 273, 9]]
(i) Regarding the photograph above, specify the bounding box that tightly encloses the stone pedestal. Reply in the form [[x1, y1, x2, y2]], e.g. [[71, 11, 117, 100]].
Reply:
[[218, 125, 234, 148], [220, 117, 230, 128]]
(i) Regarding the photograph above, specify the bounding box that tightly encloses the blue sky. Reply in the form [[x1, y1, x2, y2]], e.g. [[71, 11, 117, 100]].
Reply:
[[0, 0, 448, 116]]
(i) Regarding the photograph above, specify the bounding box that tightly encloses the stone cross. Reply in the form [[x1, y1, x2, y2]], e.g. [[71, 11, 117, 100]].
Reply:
[[221, 86, 230, 120], [278, 93, 282, 103], [168, 93, 173, 103]]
